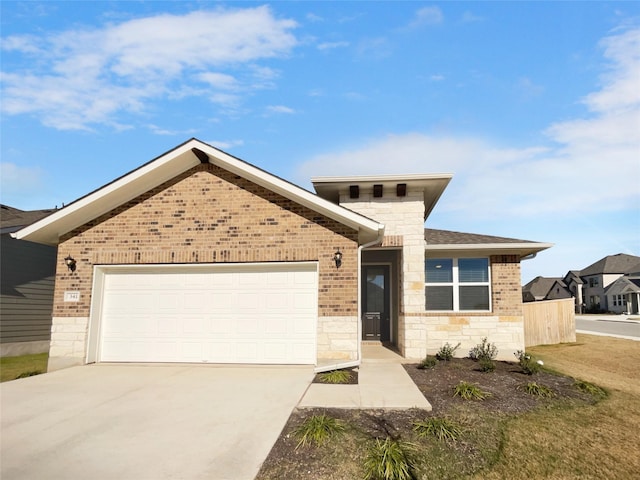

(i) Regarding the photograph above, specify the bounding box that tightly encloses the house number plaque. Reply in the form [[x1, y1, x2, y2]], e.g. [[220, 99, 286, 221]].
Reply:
[[63, 291, 81, 302]]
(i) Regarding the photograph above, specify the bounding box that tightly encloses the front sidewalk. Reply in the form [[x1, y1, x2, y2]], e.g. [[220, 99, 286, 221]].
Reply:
[[298, 345, 432, 410]]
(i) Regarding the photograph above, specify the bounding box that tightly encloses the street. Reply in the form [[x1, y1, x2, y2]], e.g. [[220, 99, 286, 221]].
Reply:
[[576, 315, 640, 340]]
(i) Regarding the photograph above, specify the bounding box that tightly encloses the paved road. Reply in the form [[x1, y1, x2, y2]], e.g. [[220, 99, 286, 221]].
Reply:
[[576, 315, 640, 340], [1, 364, 313, 480]]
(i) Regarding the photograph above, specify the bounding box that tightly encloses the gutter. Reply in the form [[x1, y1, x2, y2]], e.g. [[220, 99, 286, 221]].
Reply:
[[314, 225, 385, 373]]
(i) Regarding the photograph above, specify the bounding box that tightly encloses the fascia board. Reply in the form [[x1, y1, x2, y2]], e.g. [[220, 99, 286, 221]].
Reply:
[[14, 142, 201, 245], [426, 242, 554, 257]]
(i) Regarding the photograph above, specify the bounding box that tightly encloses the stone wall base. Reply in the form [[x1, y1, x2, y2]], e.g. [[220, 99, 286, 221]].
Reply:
[[48, 317, 89, 371], [424, 315, 525, 361], [317, 315, 358, 361]]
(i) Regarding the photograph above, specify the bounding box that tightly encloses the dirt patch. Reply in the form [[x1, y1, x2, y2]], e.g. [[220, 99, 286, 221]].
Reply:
[[257, 358, 597, 480]]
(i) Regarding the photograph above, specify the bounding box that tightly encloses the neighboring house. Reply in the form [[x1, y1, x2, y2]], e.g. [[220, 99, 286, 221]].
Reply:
[[580, 254, 640, 313], [563, 271, 584, 313], [522, 276, 572, 303], [0, 205, 57, 356], [603, 266, 640, 315], [14, 139, 551, 372]]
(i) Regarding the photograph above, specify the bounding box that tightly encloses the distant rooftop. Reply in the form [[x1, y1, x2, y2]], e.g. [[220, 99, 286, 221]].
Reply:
[[580, 253, 640, 276], [0, 205, 57, 233]]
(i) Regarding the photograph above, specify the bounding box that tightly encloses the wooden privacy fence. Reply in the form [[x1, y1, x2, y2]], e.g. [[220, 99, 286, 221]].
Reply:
[[523, 298, 576, 347]]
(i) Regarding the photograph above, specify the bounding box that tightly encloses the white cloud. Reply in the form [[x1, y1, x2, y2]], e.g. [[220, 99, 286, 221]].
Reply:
[[197, 72, 239, 90], [266, 105, 296, 114], [408, 6, 444, 29], [430, 74, 445, 81], [0, 163, 45, 200], [0, 6, 298, 130], [460, 11, 484, 24], [147, 125, 198, 136], [206, 139, 245, 150], [296, 26, 640, 220], [517, 77, 544, 99], [356, 37, 392, 59], [317, 41, 349, 51]]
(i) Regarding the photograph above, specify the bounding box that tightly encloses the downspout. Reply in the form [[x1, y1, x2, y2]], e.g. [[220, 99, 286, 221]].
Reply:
[[314, 225, 385, 373]]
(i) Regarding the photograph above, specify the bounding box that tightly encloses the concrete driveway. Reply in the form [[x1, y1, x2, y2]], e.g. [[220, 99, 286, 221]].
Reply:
[[1, 364, 313, 480]]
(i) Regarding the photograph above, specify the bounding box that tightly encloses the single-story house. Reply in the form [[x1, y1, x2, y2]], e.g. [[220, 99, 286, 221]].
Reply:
[[522, 276, 572, 303], [14, 139, 551, 372], [1, 205, 57, 356]]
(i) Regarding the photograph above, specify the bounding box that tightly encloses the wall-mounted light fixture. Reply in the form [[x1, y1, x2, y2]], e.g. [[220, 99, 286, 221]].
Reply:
[[333, 249, 343, 269], [64, 255, 77, 272]]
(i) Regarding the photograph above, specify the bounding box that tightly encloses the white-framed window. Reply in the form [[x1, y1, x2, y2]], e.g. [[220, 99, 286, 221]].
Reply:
[[425, 258, 491, 311]]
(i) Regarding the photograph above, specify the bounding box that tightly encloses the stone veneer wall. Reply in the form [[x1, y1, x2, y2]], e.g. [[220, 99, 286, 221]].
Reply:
[[339, 188, 427, 359], [48, 164, 360, 371]]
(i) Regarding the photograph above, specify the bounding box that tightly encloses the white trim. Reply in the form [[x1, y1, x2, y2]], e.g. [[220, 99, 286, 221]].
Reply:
[[425, 257, 492, 312], [426, 242, 553, 257], [14, 139, 384, 246]]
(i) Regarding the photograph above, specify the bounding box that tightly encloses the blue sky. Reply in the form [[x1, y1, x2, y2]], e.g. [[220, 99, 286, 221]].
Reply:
[[1, 1, 639, 283]]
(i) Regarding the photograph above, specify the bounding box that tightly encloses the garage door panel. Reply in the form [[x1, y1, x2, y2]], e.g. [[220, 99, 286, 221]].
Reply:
[[98, 264, 317, 364]]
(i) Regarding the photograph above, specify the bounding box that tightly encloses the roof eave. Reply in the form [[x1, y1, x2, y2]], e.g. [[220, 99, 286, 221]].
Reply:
[[14, 139, 384, 246], [425, 242, 553, 258]]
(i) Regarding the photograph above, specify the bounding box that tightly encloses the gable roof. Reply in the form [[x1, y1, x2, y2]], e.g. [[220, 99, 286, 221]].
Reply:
[[580, 253, 640, 276], [0, 204, 57, 234], [563, 270, 584, 285], [604, 276, 640, 295], [424, 228, 552, 258], [522, 276, 566, 300], [13, 139, 385, 246]]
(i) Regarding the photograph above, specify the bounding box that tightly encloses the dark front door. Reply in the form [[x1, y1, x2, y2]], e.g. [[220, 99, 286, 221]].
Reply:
[[362, 265, 390, 342]]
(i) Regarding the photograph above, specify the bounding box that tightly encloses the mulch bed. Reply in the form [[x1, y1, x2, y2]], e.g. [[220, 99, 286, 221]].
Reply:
[[403, 357, 595, 415]]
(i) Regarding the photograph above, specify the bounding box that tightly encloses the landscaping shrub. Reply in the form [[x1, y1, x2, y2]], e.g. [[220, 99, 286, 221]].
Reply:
[[291, 414, 345, 449], [574, 379, 608, 399], [469, 337, 498, 361], [318, 369, 351, 384], [521, 382, 555, 397], [478, 358, 496, 372], [452, 381, 491, 400], [413, 417, 462, 442], [514, 350, 543, 375], [417, 356, 437, 370], [436, 342, 460, 361], [363, 437, 418, 480]]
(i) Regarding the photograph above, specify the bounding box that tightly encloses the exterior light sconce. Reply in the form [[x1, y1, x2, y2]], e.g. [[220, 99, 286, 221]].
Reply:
[[333, 249, 343, 269], [64, 255, 77, 272]]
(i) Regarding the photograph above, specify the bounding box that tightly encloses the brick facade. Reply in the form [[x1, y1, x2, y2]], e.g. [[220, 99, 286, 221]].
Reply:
[[49, 164, 360, 370]]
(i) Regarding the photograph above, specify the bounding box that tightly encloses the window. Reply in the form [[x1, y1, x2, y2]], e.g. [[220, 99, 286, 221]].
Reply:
[[425, 258, 490, 311], [589, 277, 599, 288]]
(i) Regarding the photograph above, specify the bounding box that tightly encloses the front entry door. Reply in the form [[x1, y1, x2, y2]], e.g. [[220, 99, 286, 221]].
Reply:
[[362, 265, 390, 342]]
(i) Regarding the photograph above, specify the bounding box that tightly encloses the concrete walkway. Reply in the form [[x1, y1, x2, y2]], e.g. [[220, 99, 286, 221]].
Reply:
[[299, 345, 432, 410]]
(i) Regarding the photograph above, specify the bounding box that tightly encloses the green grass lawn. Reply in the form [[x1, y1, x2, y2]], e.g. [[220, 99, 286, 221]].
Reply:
[[0, 353, 48, 382]]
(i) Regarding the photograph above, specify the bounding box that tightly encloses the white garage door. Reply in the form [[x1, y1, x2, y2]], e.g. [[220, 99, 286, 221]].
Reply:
[[97, 263, 317, 364]]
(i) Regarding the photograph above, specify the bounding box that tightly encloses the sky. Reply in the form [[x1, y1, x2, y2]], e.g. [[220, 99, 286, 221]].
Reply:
[[1, 1, 639, 284]]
